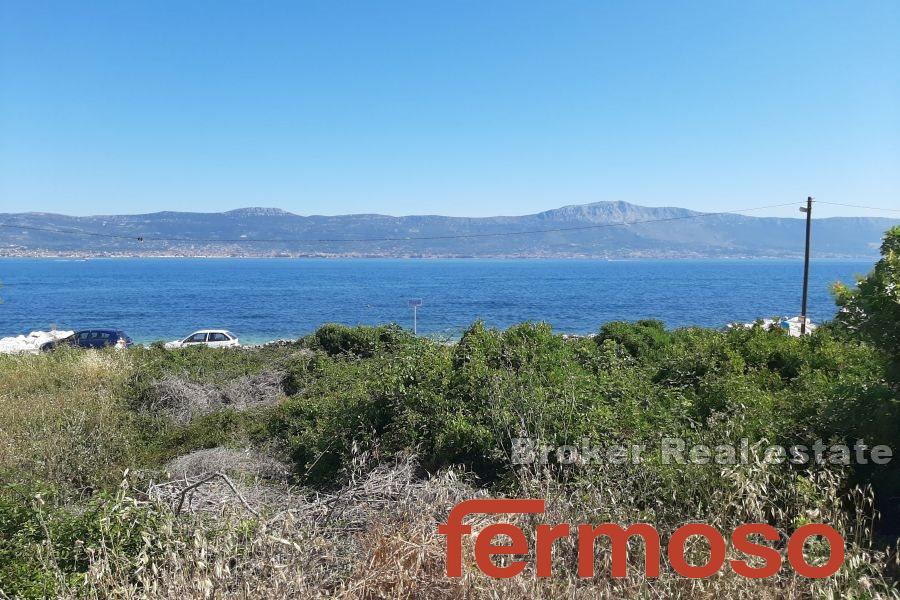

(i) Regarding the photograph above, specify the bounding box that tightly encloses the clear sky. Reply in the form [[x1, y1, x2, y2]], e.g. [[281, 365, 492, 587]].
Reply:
[[1, 1, 898, 218]]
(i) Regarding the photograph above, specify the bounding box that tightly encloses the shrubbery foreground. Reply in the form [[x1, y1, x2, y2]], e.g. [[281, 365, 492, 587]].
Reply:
[[1, 227, 898, 598]]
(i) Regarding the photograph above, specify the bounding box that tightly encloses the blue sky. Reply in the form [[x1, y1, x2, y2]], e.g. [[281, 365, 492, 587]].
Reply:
[[1, 1, 898, 218]]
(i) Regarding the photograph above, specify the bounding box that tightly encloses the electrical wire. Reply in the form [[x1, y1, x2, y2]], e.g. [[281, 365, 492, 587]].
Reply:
[[814, 201, 900, 214], [0, 222, 140, 241], [0, 202, 799, 244]]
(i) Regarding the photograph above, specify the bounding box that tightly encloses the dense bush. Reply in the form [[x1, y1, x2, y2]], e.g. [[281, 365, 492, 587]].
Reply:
[[265, 319, 899, 517], [834, 225, 900, 380], [597, 318, 672, 358], [311, 323, 413, 357]]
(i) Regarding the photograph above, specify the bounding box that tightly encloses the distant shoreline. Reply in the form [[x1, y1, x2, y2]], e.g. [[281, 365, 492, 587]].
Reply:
[[2, 202, 895, 261], [0, 254, 880, 261]]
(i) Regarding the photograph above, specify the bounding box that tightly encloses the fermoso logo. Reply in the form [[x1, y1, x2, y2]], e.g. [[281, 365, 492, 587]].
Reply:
[[439, 499, 844, 579]]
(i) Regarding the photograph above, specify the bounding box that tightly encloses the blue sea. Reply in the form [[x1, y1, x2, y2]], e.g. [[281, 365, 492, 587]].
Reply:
[[0, 258, 875, 344]]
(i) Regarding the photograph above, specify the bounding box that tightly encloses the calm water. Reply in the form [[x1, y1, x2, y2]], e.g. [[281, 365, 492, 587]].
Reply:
[[0, 258, 874, 344]]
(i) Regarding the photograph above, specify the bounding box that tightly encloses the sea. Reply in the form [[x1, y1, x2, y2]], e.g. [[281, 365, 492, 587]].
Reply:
[[0, 258, 875, 344]]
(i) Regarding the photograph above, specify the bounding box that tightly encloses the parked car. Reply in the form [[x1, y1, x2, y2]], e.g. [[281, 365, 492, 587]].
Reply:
[[41, 329, 133, 351], [164, 329, 240, 349]]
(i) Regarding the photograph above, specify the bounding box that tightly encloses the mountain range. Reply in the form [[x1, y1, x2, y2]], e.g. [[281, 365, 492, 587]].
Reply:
[[0, 201, 896, 258]]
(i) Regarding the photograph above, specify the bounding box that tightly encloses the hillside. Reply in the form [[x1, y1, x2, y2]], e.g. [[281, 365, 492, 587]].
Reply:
[[1, 201, 896, 258]]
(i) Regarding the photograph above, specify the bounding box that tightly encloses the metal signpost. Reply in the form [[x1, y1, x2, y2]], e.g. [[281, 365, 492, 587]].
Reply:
[[408, 299, 423, 335]]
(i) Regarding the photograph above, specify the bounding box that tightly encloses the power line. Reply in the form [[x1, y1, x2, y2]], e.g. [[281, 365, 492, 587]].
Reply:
[[815, 201, 900, 214], [0, 222, 140, 241], [0, 202, 798, 244]]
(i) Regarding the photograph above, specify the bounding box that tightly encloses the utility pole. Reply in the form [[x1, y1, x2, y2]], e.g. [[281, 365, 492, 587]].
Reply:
[[799, 196, 813, 335]]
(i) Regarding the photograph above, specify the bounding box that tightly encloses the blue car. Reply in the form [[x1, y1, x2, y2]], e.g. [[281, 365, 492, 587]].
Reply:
[[41, 329, 133, 351]]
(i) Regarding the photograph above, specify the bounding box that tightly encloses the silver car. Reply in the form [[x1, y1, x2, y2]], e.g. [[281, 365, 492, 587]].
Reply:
[[165, 329, 240, 349]]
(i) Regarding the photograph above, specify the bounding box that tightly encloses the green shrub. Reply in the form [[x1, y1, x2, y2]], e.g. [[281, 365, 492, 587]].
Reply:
[[0, 483, 166, 599], [833, 225, 900, 363], [149, 409, 274, 464], [597, 319, 672, 359], [311, 323, 412, 357]]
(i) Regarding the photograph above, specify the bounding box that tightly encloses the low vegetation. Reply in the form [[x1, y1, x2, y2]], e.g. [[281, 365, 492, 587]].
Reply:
[[1, 228, 898, 598]]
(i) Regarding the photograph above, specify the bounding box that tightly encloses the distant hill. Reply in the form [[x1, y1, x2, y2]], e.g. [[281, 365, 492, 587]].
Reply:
[[0, 201, 896, 258]]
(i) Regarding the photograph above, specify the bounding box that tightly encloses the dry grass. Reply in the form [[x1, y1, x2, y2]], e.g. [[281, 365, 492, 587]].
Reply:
[[145, 370, 284, 424], [164, 447, 291, 483], [39, 456, 899, 599], [148, 447, 295, 515], [0, 349, 138, 494]]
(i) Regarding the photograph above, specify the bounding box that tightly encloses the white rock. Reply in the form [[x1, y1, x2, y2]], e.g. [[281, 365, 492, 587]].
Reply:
[[0, 330, 75, 354], [728, 316, 816, 337]]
